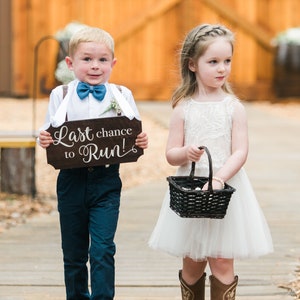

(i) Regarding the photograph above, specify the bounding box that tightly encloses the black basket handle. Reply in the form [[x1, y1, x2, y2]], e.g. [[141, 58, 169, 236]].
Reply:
[[189, 146, 213, 191]]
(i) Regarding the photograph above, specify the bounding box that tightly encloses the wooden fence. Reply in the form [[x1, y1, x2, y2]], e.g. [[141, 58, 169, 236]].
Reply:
[[3, 0, 300, 100]]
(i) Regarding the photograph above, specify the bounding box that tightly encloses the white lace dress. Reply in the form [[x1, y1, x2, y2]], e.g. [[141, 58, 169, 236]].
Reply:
[[148, 97, 273, 260]]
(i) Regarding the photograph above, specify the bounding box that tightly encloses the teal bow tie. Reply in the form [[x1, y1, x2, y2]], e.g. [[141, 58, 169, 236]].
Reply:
[[76, 82, 106, 101]]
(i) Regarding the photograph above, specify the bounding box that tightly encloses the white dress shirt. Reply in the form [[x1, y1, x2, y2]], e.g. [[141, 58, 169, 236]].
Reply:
[[41, 79, 140, 130]]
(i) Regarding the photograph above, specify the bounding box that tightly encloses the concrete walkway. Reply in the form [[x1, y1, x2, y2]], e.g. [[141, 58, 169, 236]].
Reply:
[[0, 101, 300, 299]]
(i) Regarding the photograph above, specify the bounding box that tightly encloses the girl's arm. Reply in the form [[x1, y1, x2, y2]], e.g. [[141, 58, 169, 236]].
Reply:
[[165, 104, 204, 166], [213, 101, 248, 182]]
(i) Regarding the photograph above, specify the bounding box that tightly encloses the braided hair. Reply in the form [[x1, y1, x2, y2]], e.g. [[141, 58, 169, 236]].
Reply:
[[172, 24, 235, 108]]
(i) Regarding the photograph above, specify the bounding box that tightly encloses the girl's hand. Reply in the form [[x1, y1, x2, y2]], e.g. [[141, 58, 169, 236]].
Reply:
[[38, 130, 53, 149], [186, 145, 204, 162], [202, 179, 224, 191], [135, 132, 148, 149]]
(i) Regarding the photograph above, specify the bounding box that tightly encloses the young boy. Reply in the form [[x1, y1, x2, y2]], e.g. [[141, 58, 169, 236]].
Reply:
[[38, 26, 148, 300]]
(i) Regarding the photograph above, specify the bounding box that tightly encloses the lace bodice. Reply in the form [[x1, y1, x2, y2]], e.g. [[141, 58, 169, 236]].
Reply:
[[178, 96, 238, 176]]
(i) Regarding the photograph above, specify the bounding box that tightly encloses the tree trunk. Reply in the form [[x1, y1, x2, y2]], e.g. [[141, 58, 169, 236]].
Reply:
[[1, 147, 36, 197]]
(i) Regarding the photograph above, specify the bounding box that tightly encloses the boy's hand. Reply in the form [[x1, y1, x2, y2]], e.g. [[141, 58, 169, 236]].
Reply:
[[38, 130, 53, 149], [135, 132, 148, 149]]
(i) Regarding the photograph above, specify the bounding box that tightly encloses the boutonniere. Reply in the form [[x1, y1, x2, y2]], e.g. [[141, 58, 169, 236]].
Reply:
[[100, 98, 122, 116]]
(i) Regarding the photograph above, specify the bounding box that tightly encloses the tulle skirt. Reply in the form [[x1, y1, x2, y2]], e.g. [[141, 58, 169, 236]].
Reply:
[[148, 168, 273, 260]]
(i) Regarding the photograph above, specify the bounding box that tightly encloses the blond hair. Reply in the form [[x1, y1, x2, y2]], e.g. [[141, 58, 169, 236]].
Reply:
[[68, 26, 115, 57], [172, 24, 235, 108]]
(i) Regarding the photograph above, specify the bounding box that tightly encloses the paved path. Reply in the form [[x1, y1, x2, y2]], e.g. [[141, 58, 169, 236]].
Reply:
[[0, 101, 300, 299]]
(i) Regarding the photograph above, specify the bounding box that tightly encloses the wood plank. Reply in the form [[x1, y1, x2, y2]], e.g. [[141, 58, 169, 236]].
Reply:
[[11, 0, 29, 96], [113, 0, 182, 43], [202, 0, 274, 52], [0, 138, 36, 148]]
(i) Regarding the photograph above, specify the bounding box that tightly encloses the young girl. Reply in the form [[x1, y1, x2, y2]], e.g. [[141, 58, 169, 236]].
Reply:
[[149, 24, 273, 300]]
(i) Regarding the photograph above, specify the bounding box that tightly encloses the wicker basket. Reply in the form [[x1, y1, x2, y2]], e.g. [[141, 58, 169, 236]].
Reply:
[[167, 146, 235, 219]]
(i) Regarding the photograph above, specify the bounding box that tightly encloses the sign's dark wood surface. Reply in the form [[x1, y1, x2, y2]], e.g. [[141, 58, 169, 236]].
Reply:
[[46, 117, 143, 169]]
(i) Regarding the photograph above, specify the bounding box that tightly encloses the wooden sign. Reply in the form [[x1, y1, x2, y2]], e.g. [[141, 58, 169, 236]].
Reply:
[[46, 117, 143, 169]]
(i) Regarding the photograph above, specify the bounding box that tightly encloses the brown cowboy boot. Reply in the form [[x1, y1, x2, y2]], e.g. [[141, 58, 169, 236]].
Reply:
[[210, 275, 238, 300], [179, 270, 206, 300]]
